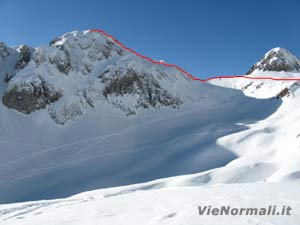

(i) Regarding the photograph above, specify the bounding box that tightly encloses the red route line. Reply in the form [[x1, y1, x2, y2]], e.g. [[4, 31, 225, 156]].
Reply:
[[90, 29, 300, 82]]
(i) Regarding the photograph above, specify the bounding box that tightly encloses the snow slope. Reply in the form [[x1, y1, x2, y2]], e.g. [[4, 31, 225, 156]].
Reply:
[[207, 49, 300, 185], [0, 177, 299, 225], [0, 88, 280, 203]]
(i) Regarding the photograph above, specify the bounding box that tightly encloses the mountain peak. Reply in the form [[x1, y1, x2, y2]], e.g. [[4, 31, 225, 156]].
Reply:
[[270, 47, 289, 53], [266, 47, 297, 60], [246, 47, 300, 74]]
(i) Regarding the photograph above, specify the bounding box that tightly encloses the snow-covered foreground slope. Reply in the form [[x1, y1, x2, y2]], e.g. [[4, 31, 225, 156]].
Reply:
[[0, 180, 299, 225]]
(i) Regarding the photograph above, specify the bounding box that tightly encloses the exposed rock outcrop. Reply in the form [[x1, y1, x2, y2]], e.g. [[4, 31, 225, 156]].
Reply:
[[48, 48, 72, 75], [103, 68, 182, 112], [15, 45, 33, 70], [2, 77, 62, 114]]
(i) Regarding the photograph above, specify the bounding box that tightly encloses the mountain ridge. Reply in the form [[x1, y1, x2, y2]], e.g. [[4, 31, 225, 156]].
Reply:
[[1, 30, 299, 125]]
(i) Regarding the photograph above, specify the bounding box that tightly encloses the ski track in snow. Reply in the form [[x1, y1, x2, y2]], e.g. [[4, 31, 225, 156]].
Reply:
[[0, 87, 281, 204], [1, 101, 217, 169], [0, 102, 224, 187]]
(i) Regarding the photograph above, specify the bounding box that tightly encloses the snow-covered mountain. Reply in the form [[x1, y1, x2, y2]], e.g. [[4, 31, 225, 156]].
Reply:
[[246, 47, 300, 75], [1, 31, 300, 225], [1, 30, 189, 124]]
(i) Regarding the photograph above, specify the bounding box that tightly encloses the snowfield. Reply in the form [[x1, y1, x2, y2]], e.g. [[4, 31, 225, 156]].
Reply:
[[0, 30, 300, 224], [0, 91, 280, 203], [0, 181, 299, 225]]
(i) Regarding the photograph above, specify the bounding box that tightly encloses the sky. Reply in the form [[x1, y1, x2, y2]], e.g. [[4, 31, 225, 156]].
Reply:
[[0, 0, 299, 78]]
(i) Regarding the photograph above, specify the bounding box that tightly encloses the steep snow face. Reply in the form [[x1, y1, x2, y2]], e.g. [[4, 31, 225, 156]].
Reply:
[[1, 30, 205, 124], [247, 47, 300, 74]]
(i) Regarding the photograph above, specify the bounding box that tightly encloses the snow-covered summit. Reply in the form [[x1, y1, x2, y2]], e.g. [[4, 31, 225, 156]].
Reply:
[[247, 47, 300, 74]]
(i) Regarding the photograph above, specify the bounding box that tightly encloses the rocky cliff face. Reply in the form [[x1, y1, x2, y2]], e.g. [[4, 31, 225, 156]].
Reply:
[[2, 76, 62, 114], [247, 47, 300, 74], [15, 45, 33, 70], [1, 30, 191, 124], [102, 68, 182, 115]]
